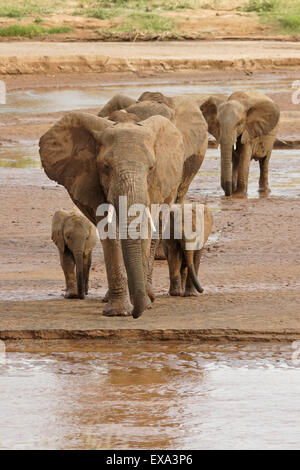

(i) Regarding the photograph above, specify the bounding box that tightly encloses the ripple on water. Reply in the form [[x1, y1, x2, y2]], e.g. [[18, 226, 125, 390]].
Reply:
[[0, 341, 299, 450]]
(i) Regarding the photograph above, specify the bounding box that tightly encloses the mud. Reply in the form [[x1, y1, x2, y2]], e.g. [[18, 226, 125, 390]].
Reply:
[[0, 340, 299, 449]]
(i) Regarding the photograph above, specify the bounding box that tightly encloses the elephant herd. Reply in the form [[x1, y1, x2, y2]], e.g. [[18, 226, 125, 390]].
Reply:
[[39, 89, 280, 319]]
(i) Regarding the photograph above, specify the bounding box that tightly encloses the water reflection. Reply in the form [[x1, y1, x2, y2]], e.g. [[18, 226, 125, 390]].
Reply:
[[0, 341, 299, 450], [0, 76, 294, 116]]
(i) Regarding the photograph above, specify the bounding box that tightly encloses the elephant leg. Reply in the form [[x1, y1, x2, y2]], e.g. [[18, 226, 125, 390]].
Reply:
[[101, 238, 132, 317], [259, 152, 271, 193], [147, 238, 159, 302], [176, 153, 204, 204], [141, 237, 153, 309], [83, 252, 92, 295], [234, 144, 252, 197], [232, 151, 239, 193], [165, 240, 183, 296], [60, 250, 77, 299]]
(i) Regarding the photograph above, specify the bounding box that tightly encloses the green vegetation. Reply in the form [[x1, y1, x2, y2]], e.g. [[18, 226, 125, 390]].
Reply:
[[0, 24, 45, 37], [115, 12, 175, 32], [47, 26, 72, 34], [243, 0, 300, 33], [243, 0, 277, 12], [0, 24, 72, 37]]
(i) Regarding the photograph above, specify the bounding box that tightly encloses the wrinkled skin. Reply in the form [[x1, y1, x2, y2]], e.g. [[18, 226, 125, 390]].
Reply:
[[201, 90, 280, 197], [52, 208, 97, 299], [40, 92, 208, 318], [163, 204, 213, 297]]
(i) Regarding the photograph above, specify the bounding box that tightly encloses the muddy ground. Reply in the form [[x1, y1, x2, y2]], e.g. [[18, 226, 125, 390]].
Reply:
[[0, 60, 300, 339]]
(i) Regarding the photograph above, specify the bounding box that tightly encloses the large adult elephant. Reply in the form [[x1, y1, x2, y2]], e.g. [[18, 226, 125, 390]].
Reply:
[[98, 91, 209, 289], [39, 100, 207, 319], [200, 90, 280, 197]]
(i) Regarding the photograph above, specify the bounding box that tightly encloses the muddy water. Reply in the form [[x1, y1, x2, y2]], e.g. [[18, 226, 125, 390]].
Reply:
[[0, 75, 294, 116], [0, 341, 299, 450]]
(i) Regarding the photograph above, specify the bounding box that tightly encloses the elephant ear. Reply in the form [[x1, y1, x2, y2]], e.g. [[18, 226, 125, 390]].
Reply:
[[241, 99, 280, 144], [51, 210, 69, 252], [141, 115, 185, 204], [98, 94, 136, 117], [200, 96, 224, 141], [39, 112, 112, 223]]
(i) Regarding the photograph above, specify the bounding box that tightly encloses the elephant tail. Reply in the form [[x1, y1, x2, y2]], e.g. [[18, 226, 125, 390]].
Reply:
[[184, 250, 204, 293]]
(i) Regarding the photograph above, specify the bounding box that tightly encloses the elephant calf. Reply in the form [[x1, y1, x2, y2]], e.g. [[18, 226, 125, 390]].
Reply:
[[52, 208, 98, 299], [163, 204, 213, 297]]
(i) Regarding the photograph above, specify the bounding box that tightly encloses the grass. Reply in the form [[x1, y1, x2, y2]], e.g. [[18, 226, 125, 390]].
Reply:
[[243, 0, 300, 33], [0, 24, 72, 37], [116, 12, 175, 32]]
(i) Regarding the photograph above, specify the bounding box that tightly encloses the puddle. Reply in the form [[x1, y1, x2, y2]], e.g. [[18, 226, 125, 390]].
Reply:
[[0, 341, 299, 450], [191, 149, 300, 199], [0, 76, 294, 116], [0, 143, 40, 169]]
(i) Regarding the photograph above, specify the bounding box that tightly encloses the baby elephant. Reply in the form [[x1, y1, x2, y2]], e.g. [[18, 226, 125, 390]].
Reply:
[[163, 204, 213, 297], [52, 208, 98, 299]]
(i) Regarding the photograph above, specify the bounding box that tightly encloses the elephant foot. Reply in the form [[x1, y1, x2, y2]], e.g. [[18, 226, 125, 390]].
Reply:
[[102, 289, 109, 303], [147, 286, 156, 303], [155, 242, 166, 260], [64, 289, 78, 299], [169, 277, 183, 296], [232, 190, 247, 199], [184, 285, 200, 297], [102, 298, 132, 317], [258, 186, 271, 194]]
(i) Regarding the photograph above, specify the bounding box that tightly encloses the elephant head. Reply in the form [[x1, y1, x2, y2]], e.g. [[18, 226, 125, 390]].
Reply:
[[201, 91, 280, 196], [40, 112, 184, 318]]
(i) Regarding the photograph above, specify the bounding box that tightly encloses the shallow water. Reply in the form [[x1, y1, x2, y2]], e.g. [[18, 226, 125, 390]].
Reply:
[[0, 75, 293, 116], [1, 148, 299, 199], [0, 341, 299, 450]]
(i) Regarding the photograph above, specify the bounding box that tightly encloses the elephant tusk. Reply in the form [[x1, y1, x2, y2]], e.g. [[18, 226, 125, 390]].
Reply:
[[107, 204, 114, 224], [233, 142, 237, 151], [145, 208, 156, 233]]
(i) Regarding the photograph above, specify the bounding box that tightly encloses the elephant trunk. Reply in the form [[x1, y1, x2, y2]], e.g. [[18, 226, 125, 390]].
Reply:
[[220, 137, 233, 197], [74, 250, 85, 300], [184, 250, 204, 293], [114, 170, 149, 319]]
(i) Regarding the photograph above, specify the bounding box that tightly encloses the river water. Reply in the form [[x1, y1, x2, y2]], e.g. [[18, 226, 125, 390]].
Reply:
[[0, 340, 299, 450]]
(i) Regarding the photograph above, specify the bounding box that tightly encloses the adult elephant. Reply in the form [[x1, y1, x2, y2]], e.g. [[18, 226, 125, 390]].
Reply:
[[200, 90, 280, 197], [40, 104, 207, 319], [99, 91, 209, 285]]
